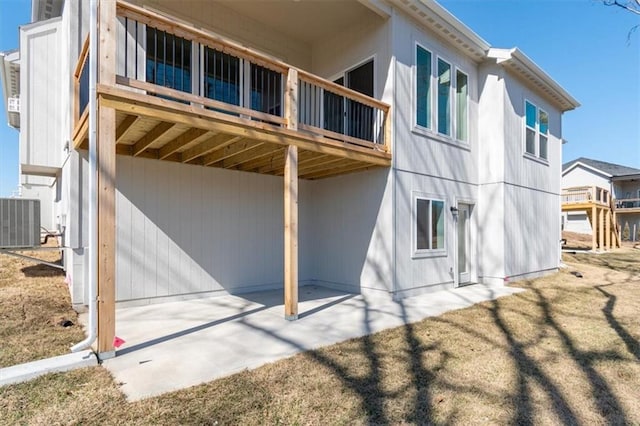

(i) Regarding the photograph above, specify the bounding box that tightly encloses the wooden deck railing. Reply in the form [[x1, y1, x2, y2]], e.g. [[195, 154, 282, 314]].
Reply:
[[613, 197, 640, 210], [88, 0, 391, 153], [561, 186, 610, 206]]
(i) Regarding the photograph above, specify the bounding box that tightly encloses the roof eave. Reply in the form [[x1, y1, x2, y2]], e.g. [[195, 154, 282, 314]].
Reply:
[[489, 48, 580, 113], [0, 51, 21, 130], [389, 0, 490, 62], [612, 173, 640, 181]]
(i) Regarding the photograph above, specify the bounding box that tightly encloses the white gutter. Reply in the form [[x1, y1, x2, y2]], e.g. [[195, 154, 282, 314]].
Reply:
[[71, 0, 98, 353]]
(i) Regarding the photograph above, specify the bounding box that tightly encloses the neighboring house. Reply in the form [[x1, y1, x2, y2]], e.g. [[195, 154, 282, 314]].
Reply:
[[0, 0, 578, 357], [562, 157, 640, 241]]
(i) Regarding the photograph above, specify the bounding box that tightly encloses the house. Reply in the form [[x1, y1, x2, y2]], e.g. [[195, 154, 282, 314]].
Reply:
[[562, 157, 640, 244], [0, 0, 578, 358]]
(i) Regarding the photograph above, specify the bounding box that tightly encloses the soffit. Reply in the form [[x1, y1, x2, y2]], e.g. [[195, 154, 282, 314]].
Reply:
[[215, 0, 378, 44]]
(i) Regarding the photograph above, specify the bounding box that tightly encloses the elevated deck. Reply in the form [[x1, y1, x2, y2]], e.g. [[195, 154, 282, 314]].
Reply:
[[561, 186, 619, 250], [72, 0, 392, 355], [72, 1, 391, 180]]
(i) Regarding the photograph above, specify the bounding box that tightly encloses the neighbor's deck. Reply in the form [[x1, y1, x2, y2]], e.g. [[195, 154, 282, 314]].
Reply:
[[71, 1, 391, 180]]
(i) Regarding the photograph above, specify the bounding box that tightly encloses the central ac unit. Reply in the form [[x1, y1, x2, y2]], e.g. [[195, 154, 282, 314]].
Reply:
[[0, 198, 41, 248]]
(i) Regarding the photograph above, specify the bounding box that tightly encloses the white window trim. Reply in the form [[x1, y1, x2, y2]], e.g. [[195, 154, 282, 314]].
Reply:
[[436, 56, 453, 138], [414, 42, 433, 132], [412, 192, 447, 258], [523, 99, 550, 165], [413, 43, 470, 147], [454, 68, 469, 143], [538, 107, 549, 160]]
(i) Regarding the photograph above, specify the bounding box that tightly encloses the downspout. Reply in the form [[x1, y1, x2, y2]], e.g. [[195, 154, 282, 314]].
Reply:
[[71, 0, 98, 352]]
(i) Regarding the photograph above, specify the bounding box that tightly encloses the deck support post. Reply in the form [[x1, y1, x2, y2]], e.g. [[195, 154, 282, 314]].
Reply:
[[284, 145, 298, 321], [606, 209, 611, 250], [97, 0, 116, 356], [591, 205, 597, 251], [598, 208, 605, 251]]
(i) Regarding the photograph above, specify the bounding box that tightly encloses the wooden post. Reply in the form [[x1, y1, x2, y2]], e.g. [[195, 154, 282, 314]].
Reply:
[[284, 145, 298, 320], [613, 209, 622, 247], [598, 208, 604, 251], [591, 205, 597, 251], [285, 68, 298, 131], [97, 0, 116, 355], [606, 209, 611, 250]]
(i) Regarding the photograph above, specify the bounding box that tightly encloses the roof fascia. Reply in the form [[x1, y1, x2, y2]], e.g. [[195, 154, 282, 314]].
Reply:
[[563, 161, 612, 178], [357, 0, 392, 18], [612, 173, 640, 181]]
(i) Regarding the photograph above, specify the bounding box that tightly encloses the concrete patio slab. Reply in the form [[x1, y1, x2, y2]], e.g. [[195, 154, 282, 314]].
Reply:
[[102, 284, 523, 401]]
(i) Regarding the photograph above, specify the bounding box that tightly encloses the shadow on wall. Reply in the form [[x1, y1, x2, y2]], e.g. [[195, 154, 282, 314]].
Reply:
[[114, 157, 390, 302]]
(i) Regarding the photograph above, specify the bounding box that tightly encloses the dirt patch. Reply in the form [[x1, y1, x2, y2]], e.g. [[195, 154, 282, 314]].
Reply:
[[1, 248, 639, 424], [0, 244, 85, 368]]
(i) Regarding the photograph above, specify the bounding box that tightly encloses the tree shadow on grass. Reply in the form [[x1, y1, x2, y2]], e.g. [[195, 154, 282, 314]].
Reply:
[[595, 284, 640, 361]]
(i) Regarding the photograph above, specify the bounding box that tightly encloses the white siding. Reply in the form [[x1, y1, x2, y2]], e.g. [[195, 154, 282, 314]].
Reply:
[[394, 169, 478, 295], [391, 9, 479, 184], [114, 157, 312, 303], [308, 169, 394, 295], [503, 185, 560, 278], [19, 19, 64, 177]]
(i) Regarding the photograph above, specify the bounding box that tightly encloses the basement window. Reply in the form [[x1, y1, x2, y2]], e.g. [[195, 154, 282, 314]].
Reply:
[[414, 196, 446, 255]]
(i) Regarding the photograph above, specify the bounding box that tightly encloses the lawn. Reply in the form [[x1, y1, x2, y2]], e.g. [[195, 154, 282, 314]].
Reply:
[[1, 248, 639, 425]]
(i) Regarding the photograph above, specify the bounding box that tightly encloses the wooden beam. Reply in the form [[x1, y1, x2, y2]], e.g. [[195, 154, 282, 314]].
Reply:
[[221, 144, 280, 169], [180, 133, 240, 163], [606, 209, 611, 250], [115, 115, 139, 143], [97, 0, 116, 356], [284, 145, 298, 320], [285, 68, 298, 131], [236, 149, 285, 172], [599, 208, 605, 251], [97, 86, 391, 166], [132, 121, 175, 156], [591, 205, 597, 251], [254, 150, 317, 175], [202, 139, 257, 166], [158, 128, 208, 160]]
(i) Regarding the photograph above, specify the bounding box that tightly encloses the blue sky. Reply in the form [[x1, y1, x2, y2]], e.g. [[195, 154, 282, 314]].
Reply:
[[0, 0, 639, 196]]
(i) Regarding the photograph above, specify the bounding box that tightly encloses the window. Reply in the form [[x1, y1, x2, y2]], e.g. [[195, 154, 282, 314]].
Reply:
[[524, 100, 549, 160], [414, 45, 469, 144], [416, 46, 432, 128], [539, 109, 549, 159], [525, 101, 536, 155], [456, 70, 468, 141], [437, 58, 451, 136], [416, 198, 445, 252], [146, 27, 192, 93]]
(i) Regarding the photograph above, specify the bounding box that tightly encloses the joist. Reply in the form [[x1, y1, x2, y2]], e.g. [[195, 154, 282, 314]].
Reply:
[[115, 115, 139, 143], [97, 86, 391, 166], [221, 144, 280, 169], [180, 134, 241, 163], [132, 121, 175, 156], [203, 139, 258, 166], [158, 128, 209, 160]]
